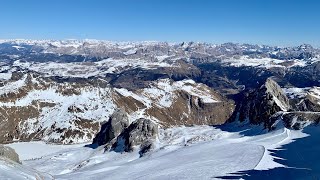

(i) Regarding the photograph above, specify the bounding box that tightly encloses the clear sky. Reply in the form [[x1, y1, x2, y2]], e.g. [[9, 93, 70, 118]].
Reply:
[[0, 0, 319, 46]]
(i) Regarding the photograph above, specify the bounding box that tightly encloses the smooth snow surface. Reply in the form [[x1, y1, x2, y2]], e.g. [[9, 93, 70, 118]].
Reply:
[[4, 125, 310, 180], [7, 142, 85, 161], [0, 158, 53, 180]]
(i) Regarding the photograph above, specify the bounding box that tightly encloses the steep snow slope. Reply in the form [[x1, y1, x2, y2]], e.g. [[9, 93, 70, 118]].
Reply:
[[6, 125, 308, 180]]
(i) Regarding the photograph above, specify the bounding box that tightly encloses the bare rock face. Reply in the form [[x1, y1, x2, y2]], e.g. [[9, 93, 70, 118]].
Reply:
[[113, 118, 158, 152], [145, 91, 235, 127], [0, 145, 20, 163], [288, 87, 320, 112], [271, 112, 320, 130], [237, 78, 290, 129], [297, 94, 320, 112], [139, 140, 155, 157], [92, 109, 129, 146]]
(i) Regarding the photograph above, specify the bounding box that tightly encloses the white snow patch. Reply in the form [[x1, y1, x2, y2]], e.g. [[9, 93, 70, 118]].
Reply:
[[5, 125, 308, 179], [12, 45, 25, 50], [123, 48, 137, 55], [0, 74, 27, 95], [0, 72, 12, 80]]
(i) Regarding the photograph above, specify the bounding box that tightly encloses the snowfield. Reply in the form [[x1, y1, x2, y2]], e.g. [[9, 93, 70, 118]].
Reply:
[[0, 158, 53, 180], [13, 57, 176, 78], [3, 124, 311, 180]]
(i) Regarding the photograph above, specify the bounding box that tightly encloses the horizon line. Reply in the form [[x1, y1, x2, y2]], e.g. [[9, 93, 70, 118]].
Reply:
[[0, 38, 318, 49]]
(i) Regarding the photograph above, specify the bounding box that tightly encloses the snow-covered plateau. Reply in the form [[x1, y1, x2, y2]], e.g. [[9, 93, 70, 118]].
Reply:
[[2, 124, 316, 180]]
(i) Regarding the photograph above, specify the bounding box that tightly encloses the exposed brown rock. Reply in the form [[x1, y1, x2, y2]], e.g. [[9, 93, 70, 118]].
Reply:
[[146, 90, 235, 127], [113, 92, 146, 113], [0, 106, 40, 143], [0, 71, 236, 144]]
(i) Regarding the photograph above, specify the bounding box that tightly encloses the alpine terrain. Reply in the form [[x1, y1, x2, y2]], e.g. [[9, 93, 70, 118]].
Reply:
[[0, 39, 320, 179]]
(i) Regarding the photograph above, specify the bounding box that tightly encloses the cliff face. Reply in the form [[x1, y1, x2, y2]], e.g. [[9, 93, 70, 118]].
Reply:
[[236, 78, 290, 129], [235, 78, 320, 130], [286, 87, 320, 112], [275, 112, 320, 130], [92, 109, 130, 146]]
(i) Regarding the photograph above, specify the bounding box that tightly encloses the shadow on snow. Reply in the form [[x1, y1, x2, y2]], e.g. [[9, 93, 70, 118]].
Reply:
[[215, 125, 320, 180]]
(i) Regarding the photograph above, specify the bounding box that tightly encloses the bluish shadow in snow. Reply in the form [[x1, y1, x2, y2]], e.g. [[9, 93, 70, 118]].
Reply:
[[84, 143, 99, 149], [215, 125, 320, 180], [215, 121, 268, 137]]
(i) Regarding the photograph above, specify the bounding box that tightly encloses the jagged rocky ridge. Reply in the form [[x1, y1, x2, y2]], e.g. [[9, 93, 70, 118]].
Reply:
[[235, 78, 290, 129], [236, 78, 320, 130], [0, 40, 319, 144]]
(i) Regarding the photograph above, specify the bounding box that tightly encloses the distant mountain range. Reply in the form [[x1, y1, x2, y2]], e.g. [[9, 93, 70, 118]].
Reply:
[[0, 39, 319, 144], [0, 39, 319, 62], [1, 39, 320, 179]]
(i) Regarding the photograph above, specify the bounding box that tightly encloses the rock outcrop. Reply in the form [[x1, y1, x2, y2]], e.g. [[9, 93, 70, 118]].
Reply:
[[275, 112, 320, 130], [113, 118, 158, 152], [0, 145, 20, 163], [236, 78, 290, 129], [93, 115, 159, 155], [288, 87, 320, 112], [92, 109, 129, 146]]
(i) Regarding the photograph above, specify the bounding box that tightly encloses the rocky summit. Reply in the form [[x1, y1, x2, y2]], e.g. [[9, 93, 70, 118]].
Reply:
[[235, 78, 290, 129]]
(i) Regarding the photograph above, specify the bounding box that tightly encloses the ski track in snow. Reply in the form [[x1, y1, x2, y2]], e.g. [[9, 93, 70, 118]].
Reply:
[[3, 125, 308, 180]]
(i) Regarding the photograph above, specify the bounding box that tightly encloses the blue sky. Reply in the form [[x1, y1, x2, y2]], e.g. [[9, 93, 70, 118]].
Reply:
[[0, 0, 319, 46]]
